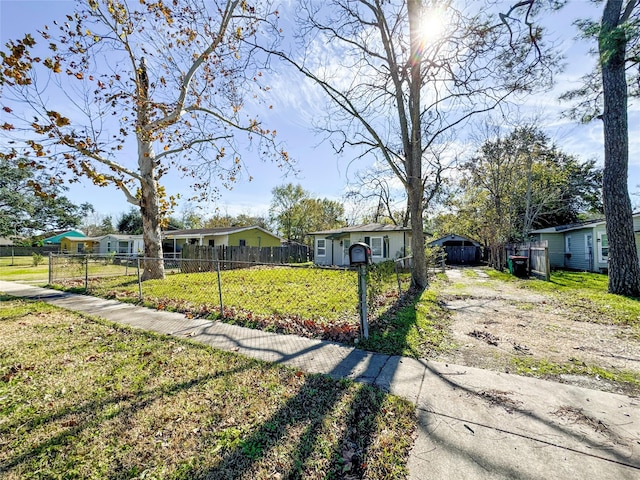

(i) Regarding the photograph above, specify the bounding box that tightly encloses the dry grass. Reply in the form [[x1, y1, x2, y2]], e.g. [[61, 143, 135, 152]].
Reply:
[[0, 296, 416, 479]]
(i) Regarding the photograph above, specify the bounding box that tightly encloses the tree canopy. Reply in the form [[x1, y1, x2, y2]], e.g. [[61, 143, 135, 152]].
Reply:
[[256, 0, 561, 288], [0, 154, 91, 239], [269, 183, 345, 244], [1, 0, 290, 279], [434, 124, 603, 260]]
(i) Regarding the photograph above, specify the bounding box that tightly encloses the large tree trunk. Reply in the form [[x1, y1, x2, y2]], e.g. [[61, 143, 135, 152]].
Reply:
[[600, 0, 640, 296], [408, 178, 427, 289], [138, 140, 165, 281], [136, 57, 165, 281], [407, 0, 427, 290]]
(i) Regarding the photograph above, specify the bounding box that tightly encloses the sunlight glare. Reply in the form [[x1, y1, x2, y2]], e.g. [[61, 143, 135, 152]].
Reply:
[[420, 9, 446, 43]]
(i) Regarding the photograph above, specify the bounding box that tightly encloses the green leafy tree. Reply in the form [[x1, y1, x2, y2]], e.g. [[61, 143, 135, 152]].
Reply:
[[0, 0, 289, 280], [117, 209, 144, 235], [440, 124, 602, 267], [269, 183, 344, 244], [269, 184, 308, 242], [573, 0, 639, 296], [0, 154, 91, 238]]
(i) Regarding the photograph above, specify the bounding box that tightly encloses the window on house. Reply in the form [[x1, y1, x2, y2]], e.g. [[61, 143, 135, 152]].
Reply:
[[565, 235, 572, 253], [118, 241, 129, 254], [208, 239, 215, 247], [317, 239, 326, 256], [77, 243, 85, 253], [106, 241, 111, 253], [239, 239, 246, 247], [370, 237, 383, 257]]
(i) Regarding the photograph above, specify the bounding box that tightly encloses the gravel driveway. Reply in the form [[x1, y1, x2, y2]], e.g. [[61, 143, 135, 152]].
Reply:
[[432, 267, 640, 395]]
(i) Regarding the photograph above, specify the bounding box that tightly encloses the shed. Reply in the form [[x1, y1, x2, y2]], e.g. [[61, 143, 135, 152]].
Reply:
[[428, 234, 482, 265]]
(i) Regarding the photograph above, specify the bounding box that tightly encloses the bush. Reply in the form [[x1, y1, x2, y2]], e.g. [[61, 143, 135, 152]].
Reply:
[[32, 253, 45, 266]]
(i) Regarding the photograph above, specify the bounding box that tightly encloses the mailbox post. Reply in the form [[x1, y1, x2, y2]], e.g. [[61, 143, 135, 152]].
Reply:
[[349, 242, 372, 340]]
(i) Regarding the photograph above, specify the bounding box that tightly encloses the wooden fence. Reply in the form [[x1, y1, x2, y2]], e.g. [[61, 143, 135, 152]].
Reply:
[[179, 244, 311, 272], [505, 240, 550, 280]]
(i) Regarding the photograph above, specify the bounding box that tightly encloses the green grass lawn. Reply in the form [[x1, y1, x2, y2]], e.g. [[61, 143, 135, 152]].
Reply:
[[54, 265, 410, 343], [0, 256, 49, 282], [0, 296, 416, 479]]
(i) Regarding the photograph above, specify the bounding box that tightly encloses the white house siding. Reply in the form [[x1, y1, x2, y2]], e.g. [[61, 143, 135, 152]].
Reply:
[[312, 230, 410, 267], [99, 236, 144, 255], [314, 237, 332, 266]]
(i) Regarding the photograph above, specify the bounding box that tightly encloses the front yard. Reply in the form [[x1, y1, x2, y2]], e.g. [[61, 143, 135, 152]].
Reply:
[[8, 256, 640, 395], [0, 297, 416, 479]]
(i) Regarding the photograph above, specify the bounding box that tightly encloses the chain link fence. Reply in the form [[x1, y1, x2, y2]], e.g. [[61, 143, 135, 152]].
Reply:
[[49, 254, 414, 342]]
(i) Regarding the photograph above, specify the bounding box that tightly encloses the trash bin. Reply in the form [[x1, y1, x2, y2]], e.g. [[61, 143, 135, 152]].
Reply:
[[508, 255, 528, 277]]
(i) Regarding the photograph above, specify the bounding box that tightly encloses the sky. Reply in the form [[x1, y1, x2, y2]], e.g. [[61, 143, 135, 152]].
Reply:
[[1, 0, 639, 224]]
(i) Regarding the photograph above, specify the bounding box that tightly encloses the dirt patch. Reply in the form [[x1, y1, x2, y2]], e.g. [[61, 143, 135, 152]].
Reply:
[[433, 267, 640, 396]]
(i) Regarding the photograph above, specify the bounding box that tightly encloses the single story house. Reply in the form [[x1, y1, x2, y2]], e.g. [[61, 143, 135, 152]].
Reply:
[[41, 229, 85, 245], [61, 234, 144, 255], [309, 223, 412, 267], [162, 226, 282, 254], [428, 234, 482, 265], [529, 213, 640, 273]]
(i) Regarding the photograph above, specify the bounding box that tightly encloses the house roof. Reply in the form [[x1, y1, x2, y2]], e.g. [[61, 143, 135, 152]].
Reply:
[[530, 211, 640, 235], [530, 218, 605, 234], [309, 223, 411, 236], [62, 234, 142, 242], [162, 225, 281, 240], [428, 234, 481, 247], [42, 229, 85, 244]]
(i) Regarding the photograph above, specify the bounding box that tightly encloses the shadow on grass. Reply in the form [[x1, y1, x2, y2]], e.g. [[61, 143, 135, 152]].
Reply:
[[0, 368, 249, 476], [187, 351, 401, 479], [359, 286, 449, 358]]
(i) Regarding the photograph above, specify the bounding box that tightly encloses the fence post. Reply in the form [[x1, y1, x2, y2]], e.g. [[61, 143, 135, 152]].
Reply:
[[358, 264, 369, 340], [84, 255, 89, 290], [48, 253, 53, 285], [216, 260, 224, 318], [136, 257, 142, 301], [545, 246, 551, 281]]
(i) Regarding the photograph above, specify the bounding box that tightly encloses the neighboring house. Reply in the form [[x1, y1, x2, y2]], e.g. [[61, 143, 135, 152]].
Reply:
[[0, 237, 14, 247], [428, 234, 482, 265], [41, 229, 85, 245], [61, 234, 144, 255], [529, 213, 640, 273], [309, 223, 412, 267], [162, 226, 282, 254]]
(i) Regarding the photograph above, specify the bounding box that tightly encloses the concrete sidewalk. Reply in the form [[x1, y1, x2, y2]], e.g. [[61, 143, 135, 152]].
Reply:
[[1, 280, 639, 479]]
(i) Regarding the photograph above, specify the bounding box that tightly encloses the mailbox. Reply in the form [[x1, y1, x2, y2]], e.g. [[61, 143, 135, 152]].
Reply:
[[349, 242, 372, 266]]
